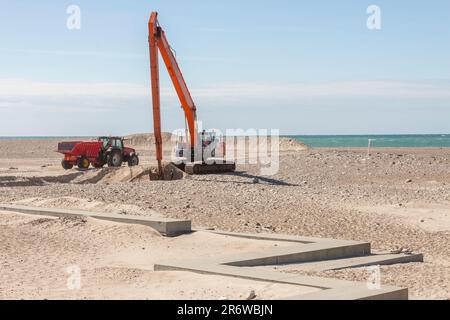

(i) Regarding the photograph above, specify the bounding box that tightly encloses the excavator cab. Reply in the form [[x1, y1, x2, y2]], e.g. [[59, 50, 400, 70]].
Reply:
[[201, 130, 215, 147], [173, 130, 223, 160]]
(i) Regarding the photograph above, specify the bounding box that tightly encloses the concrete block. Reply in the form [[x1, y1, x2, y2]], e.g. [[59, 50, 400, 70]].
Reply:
[[221, 241, 370, 267], [199, 229, 343, 244], [295, 252, 424, 272], [291, 285, 408, 300], [154, 231, 413, 300], [0, 204, 191, 237]]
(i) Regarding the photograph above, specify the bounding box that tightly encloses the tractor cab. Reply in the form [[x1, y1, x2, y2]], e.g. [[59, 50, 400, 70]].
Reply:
[[98, 137, 124, 151]]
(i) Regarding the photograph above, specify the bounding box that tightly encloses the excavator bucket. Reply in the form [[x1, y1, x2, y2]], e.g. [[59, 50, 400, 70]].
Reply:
[[149, 162, 186, 181]]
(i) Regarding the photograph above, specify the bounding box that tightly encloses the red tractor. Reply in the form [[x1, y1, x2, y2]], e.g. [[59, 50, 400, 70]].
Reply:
[[57, 137, 139, 170]]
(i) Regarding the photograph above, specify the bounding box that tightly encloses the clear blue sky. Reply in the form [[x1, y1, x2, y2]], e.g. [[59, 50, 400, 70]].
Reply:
[[0, 0, 449, 136]]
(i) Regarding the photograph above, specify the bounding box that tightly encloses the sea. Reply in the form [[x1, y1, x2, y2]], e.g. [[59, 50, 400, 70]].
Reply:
[[1, 134, 450, 148], [286, 134, 450, 148]]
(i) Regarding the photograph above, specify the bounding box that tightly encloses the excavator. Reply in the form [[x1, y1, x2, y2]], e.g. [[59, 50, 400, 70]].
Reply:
[[148, 12, 236, 177]]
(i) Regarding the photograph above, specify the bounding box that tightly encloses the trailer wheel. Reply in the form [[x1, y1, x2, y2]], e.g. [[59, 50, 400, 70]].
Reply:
[[77, 157, 90, 169], [61, 160, 73, 170], [108, 150, 123, 167], [128, 155, 139, 167]]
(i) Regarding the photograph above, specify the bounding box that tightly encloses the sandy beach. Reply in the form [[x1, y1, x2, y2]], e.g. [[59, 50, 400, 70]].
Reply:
[[0, 136, 449, 299]]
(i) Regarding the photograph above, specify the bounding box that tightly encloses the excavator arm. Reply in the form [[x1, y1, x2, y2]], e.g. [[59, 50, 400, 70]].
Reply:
[[148, 11, 198, 173], [148, 12, 235, 177]]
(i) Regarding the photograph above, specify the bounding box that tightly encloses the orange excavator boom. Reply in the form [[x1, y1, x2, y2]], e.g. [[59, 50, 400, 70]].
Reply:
[[147, 11, 235, 176], [148, 11, 198, 171]]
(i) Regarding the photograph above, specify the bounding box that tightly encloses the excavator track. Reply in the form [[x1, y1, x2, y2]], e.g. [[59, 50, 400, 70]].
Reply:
[[184, 162, 236, 175]]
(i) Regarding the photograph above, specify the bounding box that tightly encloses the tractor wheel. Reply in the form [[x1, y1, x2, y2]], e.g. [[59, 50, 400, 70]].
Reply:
[[61, 160, 73, 170], [108, 150, 123, 167], [77, 157, 90, 170], [128, 155, 139, 167]]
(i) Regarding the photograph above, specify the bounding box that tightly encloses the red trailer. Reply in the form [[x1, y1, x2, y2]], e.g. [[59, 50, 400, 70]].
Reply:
[[57, 137, 139, 170]]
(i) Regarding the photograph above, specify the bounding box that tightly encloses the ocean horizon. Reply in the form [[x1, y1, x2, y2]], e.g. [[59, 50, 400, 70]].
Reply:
[[287, 134, 450, 148], [1, 134, 450, 148]]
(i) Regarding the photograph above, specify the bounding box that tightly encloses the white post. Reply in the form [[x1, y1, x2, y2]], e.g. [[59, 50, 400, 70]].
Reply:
[[367, 139, 375, 158]]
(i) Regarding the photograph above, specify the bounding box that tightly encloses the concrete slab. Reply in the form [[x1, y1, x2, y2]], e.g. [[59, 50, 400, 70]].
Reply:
[[155, 261, 356, 289], [291, 285, 409, 300], [1, 205, 419, 299], [287, 252, 424, 272], [155, 259, 409, 300], [155, 230, 415, 300], [220, 241, 370, 267], [199, 229, 316, 243], [0, 204, 191, 237], [156, 258, 407, 300]]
